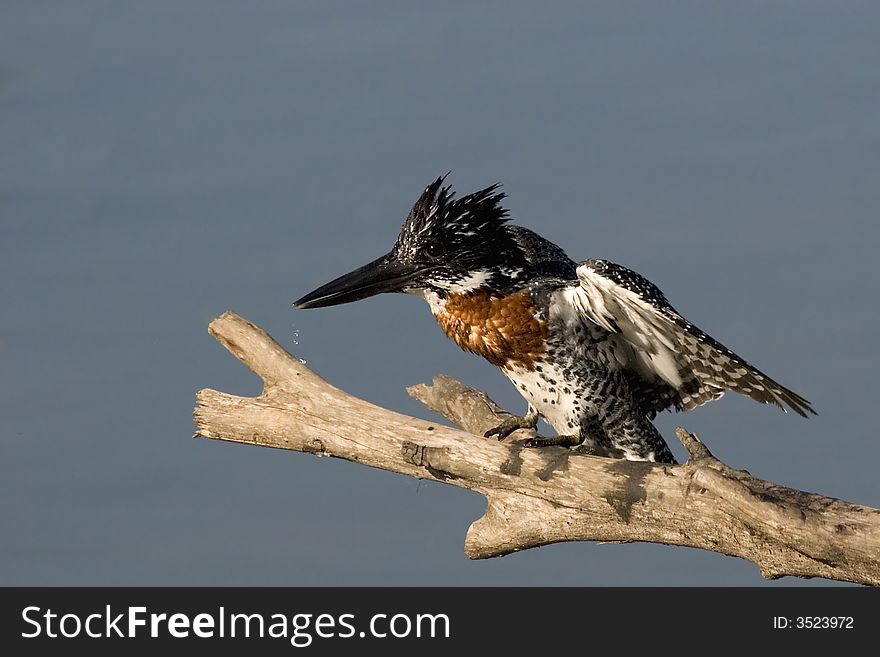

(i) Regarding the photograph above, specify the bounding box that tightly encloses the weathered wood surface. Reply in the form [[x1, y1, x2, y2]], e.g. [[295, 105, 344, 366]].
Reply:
[[194, 311, 880, 585]]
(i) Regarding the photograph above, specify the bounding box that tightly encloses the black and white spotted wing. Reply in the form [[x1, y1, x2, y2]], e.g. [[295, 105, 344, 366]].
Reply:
[[566, 259, 816, 417]]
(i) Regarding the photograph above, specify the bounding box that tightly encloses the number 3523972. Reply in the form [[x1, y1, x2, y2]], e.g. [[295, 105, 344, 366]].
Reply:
[[773, 617, 854, 629]]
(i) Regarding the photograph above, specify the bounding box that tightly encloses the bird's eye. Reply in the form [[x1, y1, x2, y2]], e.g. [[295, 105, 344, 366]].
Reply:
[[425, 242, 444, 258]]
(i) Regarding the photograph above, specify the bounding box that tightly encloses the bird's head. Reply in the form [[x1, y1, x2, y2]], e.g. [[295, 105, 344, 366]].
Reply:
[[294, 175, 533, 309]]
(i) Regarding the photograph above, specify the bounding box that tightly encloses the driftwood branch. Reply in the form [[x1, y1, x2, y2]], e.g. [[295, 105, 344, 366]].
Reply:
[[194, 311, 880, 585]]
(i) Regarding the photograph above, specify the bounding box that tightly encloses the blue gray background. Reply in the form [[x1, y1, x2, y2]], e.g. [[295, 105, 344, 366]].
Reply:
[[2, 1, 877, 585]]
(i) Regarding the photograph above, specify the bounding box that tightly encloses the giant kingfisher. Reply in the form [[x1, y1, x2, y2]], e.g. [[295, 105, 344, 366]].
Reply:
[[294, 176, 814, 463]]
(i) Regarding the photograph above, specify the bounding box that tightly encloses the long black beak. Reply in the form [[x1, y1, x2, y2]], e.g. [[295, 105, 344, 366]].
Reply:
[[293, 252, 425, 309]]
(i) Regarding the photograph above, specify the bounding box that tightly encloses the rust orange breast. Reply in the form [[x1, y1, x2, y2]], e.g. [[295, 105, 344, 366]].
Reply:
[[434, 290, 548, 370]]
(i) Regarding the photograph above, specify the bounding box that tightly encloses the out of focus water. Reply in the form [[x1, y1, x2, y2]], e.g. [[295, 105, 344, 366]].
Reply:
[[2, 1, 878, 585]]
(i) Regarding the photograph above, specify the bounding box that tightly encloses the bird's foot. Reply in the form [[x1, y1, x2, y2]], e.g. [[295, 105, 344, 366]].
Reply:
[[521, 434, 583, 449], [484, 411, 539, 441]]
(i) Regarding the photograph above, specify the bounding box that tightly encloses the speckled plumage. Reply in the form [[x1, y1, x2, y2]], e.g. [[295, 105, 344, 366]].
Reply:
[[296, 176, 816, 464]]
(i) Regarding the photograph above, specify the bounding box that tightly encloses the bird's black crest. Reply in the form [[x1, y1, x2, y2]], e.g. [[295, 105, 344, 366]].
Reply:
[[395, 175, 509, 260]]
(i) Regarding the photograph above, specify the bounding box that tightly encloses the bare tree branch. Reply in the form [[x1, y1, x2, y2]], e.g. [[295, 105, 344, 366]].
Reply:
[[194, 311, 880, 585]]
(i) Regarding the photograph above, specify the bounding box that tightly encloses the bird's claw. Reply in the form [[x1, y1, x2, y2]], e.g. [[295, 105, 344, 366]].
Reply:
[[484, 414, 538, 441], [520, 434, 583, 449]]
